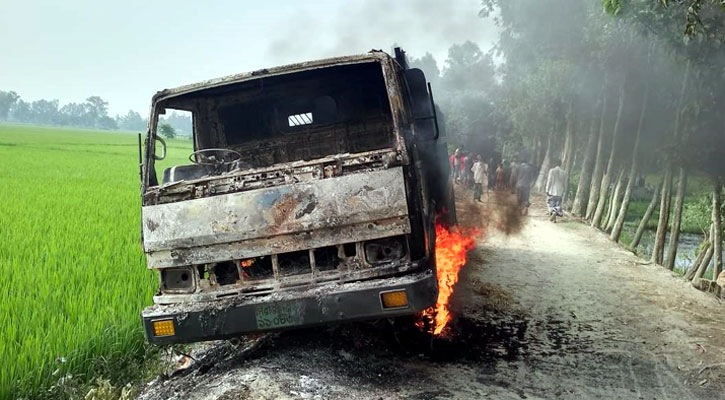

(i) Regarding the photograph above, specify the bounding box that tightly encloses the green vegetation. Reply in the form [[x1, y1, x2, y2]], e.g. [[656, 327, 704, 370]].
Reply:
[[568, 174, 714, 236], [0, 124, 190, 398], [0, 90, 193, 134], [565, 172, 718, 277], [158, 122, 176, 139], [622, 195, 712, 235], [470, 0, 724, 275]]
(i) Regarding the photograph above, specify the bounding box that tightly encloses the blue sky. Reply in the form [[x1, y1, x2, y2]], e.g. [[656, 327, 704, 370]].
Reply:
[[0, 0, 498, 115]]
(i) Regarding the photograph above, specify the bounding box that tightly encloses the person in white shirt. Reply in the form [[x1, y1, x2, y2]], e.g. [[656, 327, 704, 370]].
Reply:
[[546, 160, 567, 222], [471, 155, 488, 202], [450, 148, 461, 182]]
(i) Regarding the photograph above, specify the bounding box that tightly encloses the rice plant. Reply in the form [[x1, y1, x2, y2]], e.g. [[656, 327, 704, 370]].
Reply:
[[0, 125, 190, 398]]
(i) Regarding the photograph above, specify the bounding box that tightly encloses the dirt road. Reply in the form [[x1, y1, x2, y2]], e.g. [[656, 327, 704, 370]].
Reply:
[[139, 191, 725, 400]]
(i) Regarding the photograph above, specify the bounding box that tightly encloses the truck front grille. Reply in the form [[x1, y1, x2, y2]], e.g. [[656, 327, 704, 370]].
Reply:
[[314, 246, 340, 272], [278, 250, 311, 276], [157, 236, 412, 299], [239, 256, 274, 281]]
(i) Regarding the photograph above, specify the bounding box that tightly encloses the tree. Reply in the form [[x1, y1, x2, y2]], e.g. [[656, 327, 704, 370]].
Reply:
[[84, 96, 109, 127], [158, 123, 176, 139], [586, 92, 608, 220], [409, 42, 506, 152], [592, 82, 627, 229], [476, 0, 723, 295], [117, 110, 147, 131], [629, 180, 661, 251], [607, 0, 725, 39], [0, 90, 20, 120], [409, 52, 441, 90], [604, 167, 627, 231], [480, 0, 598, 195], [10, 99, 31, 122], [59, 102, 91, 127], [1, 89, 152, 132], [162, 111, 192, 134], [712, 178, 723, 280], [440, 41, 497, 94], [610, 73, 650, 242], [85, 96, 108, 116], [97, 116, 118, 130], [30, 99, 60, 125], [571, 115, 598, 217]]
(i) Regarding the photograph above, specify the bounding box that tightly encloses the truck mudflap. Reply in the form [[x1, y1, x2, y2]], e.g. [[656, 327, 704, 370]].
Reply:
[[142, 270, 437, 344]]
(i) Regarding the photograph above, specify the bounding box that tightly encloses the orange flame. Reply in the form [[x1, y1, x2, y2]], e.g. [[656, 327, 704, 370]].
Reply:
[[418, 222, 477, 335], [239, 259, 254, 279]]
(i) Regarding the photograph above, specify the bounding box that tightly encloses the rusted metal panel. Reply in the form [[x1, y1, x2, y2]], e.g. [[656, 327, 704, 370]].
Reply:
[[146, 216, 410, 269], [142, 167, 409, 264], [151, 52, 392, 107], [143, 149, 401, 206]]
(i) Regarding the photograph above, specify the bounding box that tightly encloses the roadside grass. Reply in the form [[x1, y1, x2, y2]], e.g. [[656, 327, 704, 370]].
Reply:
[[0, 125, 190, 398]]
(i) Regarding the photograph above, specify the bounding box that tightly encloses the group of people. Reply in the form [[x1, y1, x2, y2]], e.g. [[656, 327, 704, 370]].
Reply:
[[448, 148, 489, 202], [449, 147, 568, 222], [449, 148, 518, 203]]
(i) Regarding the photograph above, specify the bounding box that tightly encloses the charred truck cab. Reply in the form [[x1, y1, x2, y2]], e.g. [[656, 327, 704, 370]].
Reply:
[[140, 49, 455, 344]]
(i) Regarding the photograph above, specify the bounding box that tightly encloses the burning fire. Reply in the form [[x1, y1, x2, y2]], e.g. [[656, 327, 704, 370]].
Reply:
[[419, 222, 477, 335], [239, 259, 254, 279]]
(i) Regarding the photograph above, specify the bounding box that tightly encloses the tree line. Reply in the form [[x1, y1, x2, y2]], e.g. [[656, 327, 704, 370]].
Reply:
[[409, 41, 508, 159], [484, 0, 724, 293], [412, 0, 724, 295], [0, 90, 191, 136]]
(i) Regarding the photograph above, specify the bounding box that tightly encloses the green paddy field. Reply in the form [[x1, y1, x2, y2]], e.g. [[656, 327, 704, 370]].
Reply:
[[0, 124, 190, 398]]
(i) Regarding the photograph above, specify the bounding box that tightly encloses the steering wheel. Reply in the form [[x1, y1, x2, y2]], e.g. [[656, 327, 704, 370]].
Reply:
[[189, 148, 243, 166]]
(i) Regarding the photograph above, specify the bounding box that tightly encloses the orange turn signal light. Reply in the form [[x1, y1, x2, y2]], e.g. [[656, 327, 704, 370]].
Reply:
[[381, 290, 409, 309], [152, 319, 175, 337]]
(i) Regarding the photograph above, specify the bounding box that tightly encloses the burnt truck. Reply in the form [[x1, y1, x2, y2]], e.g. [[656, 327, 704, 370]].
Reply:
[[139, 49, 455, 344]]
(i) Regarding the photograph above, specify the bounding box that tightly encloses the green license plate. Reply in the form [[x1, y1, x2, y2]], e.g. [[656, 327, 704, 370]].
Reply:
[[255, 302, 304, 329]]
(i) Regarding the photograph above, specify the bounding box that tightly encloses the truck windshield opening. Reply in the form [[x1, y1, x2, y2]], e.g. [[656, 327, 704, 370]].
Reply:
[[158, 61, 395, 171]]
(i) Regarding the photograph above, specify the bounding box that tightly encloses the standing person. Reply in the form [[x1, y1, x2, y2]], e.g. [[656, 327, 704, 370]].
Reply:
[[458, 151, 467, 184], [495, 163, 505, 190], [463, 152, 474, 187], [471, 155, 488, 202], [509, 160, 519, 194], [487, 157, 496, 189], [546, 160, 567, 222], [516, 159, 536, 215], [460, 152, 468, 185], [502, 159, 510, 188], [449, 148, 461, 182]]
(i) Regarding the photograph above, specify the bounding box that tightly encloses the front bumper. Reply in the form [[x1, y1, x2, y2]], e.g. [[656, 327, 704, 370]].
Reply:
[[142, 270, 437, 344]]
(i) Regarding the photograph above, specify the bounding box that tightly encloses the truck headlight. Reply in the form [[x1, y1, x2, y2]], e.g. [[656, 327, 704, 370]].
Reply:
[[364, 236, 406, 264]]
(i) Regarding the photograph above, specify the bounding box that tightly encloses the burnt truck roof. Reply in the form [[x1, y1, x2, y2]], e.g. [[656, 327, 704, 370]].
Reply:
[[151, 51, 395, 106]]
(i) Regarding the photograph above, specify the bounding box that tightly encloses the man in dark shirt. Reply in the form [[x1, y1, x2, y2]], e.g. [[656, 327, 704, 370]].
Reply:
[[516, 161, 536, 215]]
